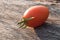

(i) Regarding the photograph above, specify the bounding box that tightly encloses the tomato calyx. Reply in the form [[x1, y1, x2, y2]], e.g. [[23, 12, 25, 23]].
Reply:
[[18, 17, 34, 28]]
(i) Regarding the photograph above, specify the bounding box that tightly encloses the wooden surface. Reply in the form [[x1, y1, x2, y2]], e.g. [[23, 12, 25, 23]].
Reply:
[[0, 0, 60, 40]]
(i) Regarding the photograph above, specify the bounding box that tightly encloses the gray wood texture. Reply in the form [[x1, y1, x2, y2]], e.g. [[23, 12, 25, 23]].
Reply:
[[0, 0, 60, 40]]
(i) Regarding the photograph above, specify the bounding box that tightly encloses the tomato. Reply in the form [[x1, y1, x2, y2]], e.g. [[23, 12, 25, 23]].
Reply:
[[18, 5, 49, 28]]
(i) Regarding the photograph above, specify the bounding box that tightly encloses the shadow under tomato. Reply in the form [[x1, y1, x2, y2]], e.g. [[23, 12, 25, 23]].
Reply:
[[34, 22, 60, 40]]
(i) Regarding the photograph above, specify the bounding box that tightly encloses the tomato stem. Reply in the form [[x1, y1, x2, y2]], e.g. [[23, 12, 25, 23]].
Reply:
[[18, 17, 34, 28], [19, 23, 24, 28], [22, 25, 27, 28]]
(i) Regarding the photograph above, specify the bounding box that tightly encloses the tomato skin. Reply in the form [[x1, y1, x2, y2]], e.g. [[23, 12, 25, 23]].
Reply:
[[23, 5, 49, 27]]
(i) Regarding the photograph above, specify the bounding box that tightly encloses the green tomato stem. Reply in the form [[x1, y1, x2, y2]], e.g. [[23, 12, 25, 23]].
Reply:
[[18, 17, 34, 28]]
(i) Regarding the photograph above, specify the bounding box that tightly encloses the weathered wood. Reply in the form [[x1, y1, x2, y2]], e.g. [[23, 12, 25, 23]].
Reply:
[[0, 0, 60, 40]]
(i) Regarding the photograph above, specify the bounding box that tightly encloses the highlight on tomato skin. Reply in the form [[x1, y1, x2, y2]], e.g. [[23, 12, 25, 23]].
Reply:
[[18, 5, 49, 28]]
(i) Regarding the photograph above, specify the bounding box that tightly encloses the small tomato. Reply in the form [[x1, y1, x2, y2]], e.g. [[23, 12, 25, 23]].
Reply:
[[18, 5, 49, 28]]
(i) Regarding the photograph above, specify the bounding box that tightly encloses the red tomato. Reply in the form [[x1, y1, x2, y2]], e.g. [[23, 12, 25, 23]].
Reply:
[[20, 5, 49, 28]]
